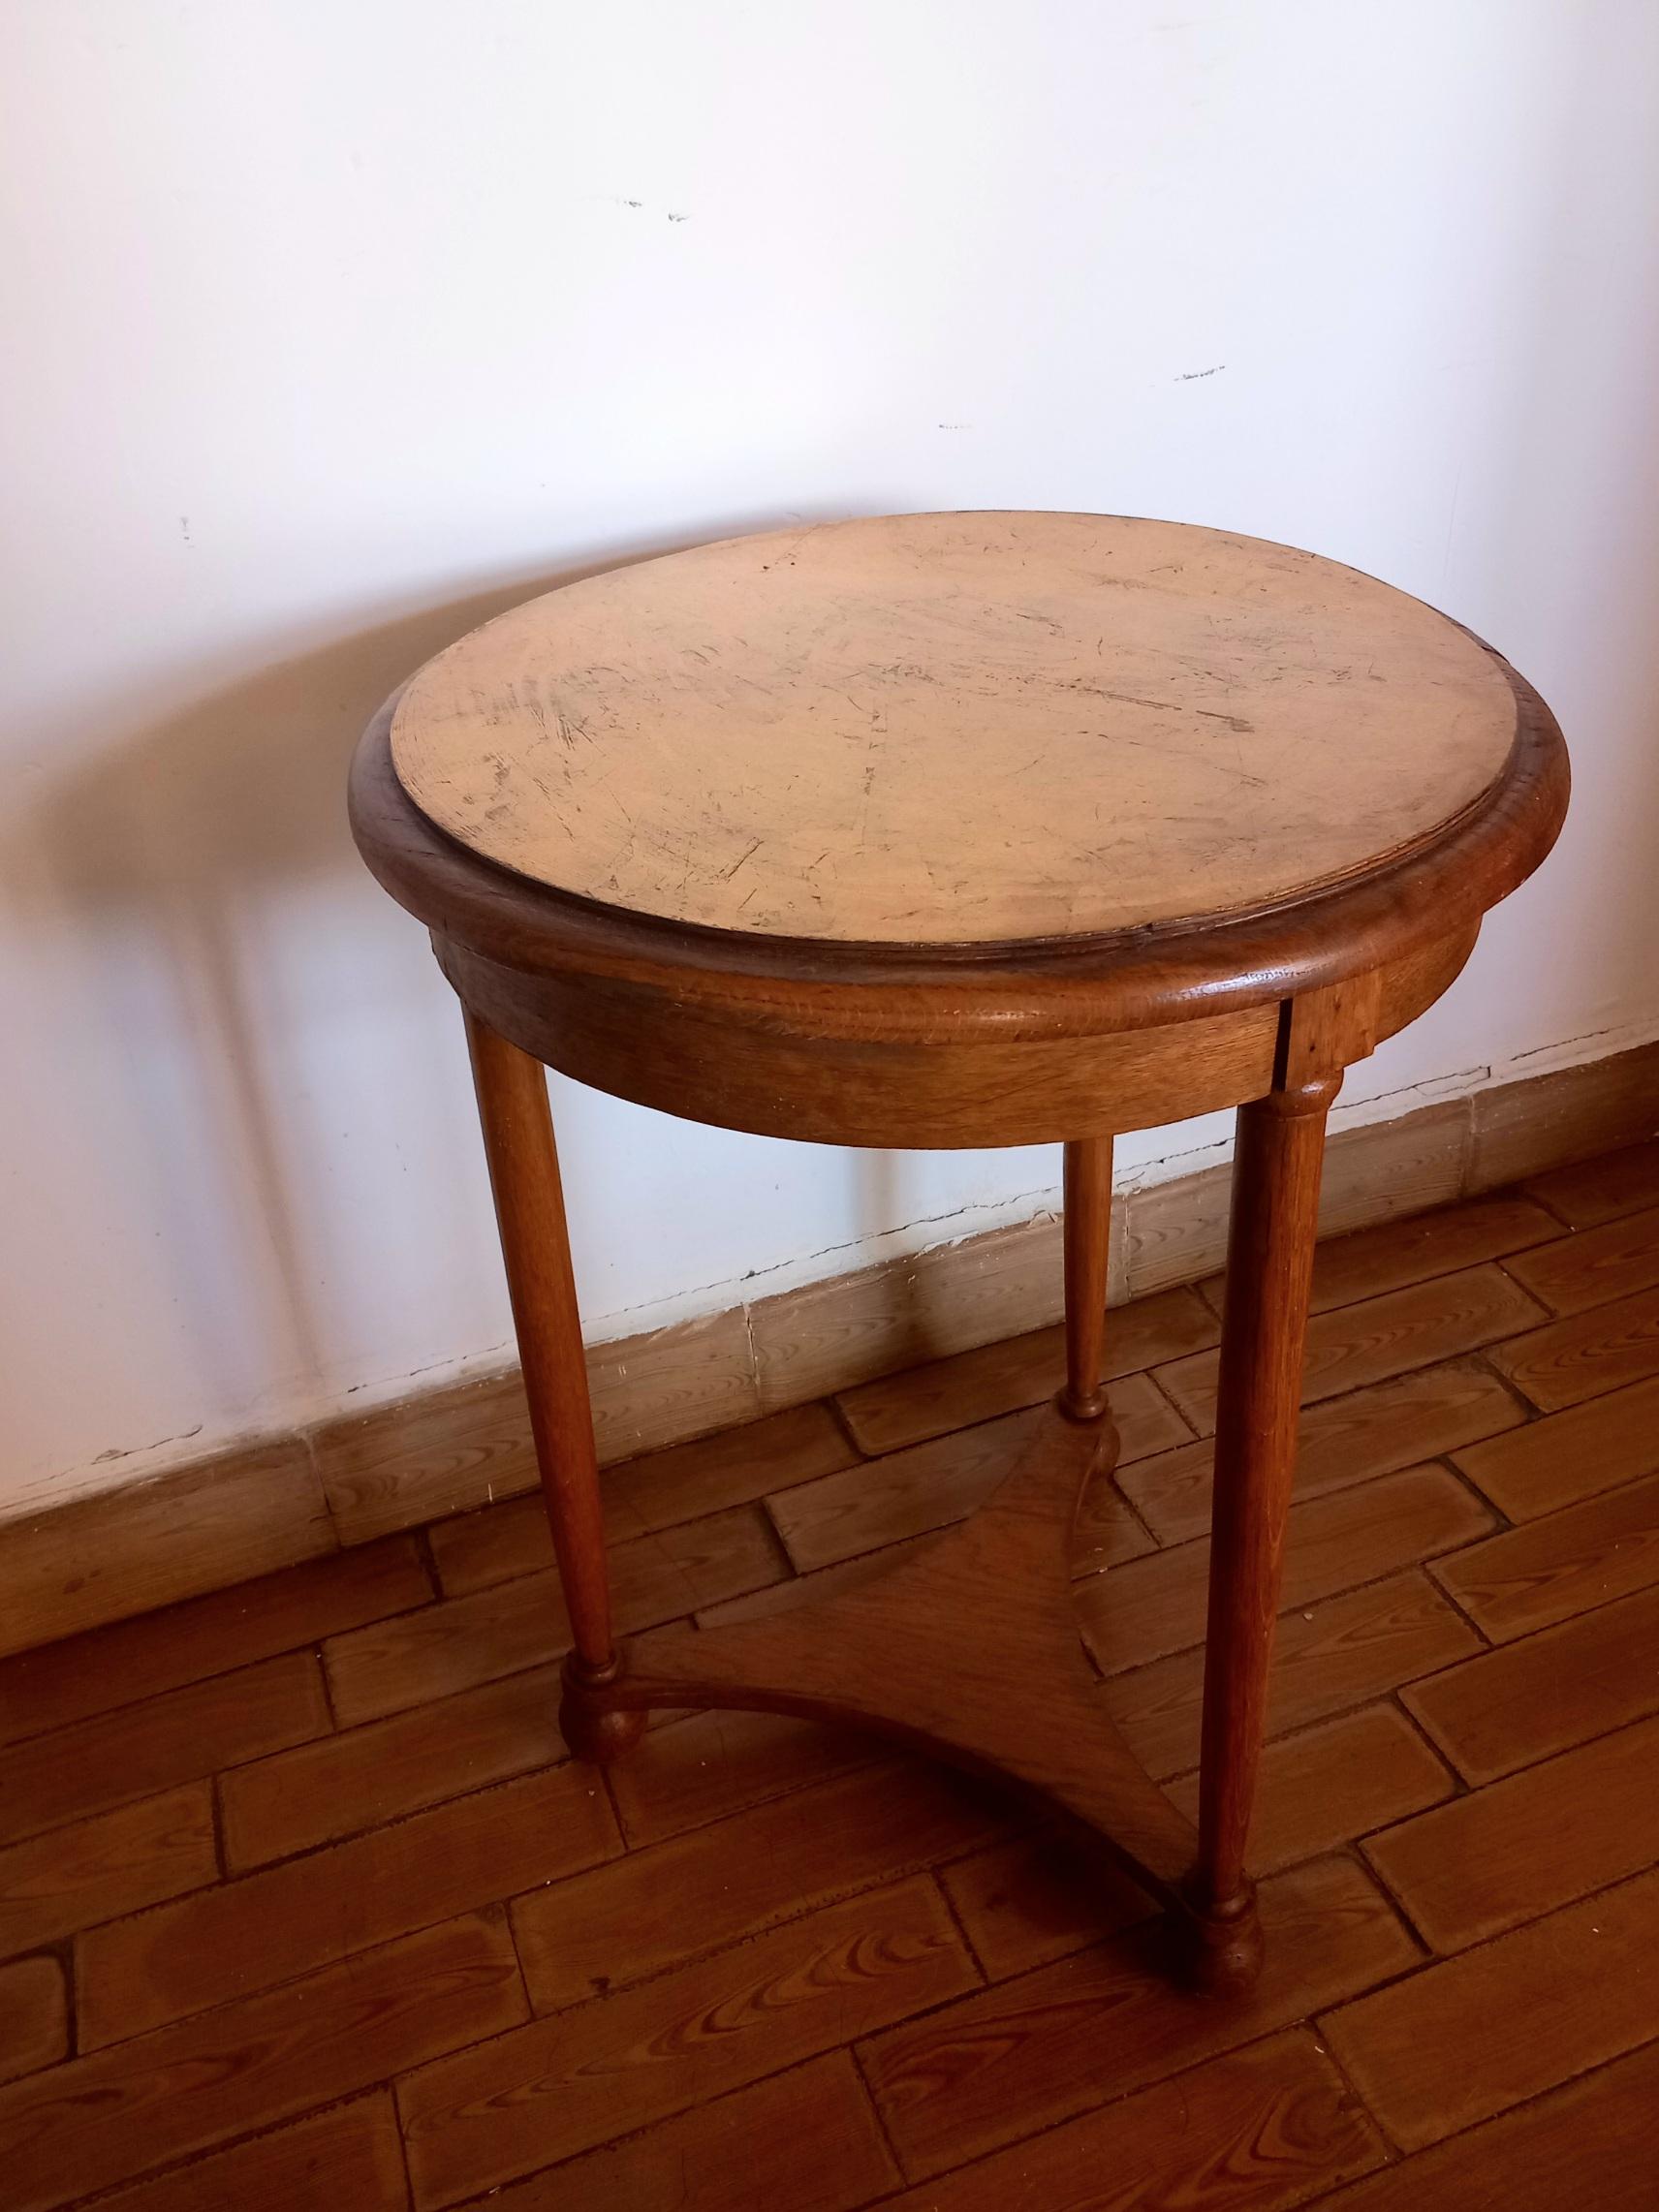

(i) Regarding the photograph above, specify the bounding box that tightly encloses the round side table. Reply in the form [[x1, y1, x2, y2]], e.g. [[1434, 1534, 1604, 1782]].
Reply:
[[350, 513, 1566, 1993]]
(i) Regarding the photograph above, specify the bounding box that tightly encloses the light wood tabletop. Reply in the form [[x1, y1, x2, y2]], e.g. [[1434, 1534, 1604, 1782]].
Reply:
[[390, 513, 1521, 948]]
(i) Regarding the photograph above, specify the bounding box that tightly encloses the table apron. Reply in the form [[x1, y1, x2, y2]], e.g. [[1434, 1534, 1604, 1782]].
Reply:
[[434, 921, 1477, 1148]]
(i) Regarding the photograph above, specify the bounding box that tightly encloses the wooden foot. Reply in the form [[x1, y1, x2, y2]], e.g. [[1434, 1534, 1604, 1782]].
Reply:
[[1171, 1875, 1266, 1997], [559, 1655, 647, 1766], [579, 1406, 1201, 1926]]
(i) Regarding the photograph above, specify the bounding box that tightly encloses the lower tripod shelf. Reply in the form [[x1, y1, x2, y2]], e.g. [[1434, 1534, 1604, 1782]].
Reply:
[[561, 1404, 1261, 1994]]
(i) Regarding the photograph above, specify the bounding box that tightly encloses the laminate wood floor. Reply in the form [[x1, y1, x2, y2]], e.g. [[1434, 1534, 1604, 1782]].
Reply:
[[6, 1139, 1659, 2208]]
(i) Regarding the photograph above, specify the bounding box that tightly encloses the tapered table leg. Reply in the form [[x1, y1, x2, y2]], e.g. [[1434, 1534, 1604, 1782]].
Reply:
[[1184, 1074, 1337, 1991], [464, 1011, 643, 1764], [1060, 1137, 1113, 1419]]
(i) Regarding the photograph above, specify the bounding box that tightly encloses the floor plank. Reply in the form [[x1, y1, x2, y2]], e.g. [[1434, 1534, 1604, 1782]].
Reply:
[[1523, 1137, 1659, 1228], [877, 2030, 1385, 2212], [1078, 1466, 1493, 1675], [10, 1138, 1659, 2212], [1320, 1865, 1659, 2152], [324, 1545, 745, 1726], [514, 1758, 1011, 2011], [769, 1389, 1176, 1574], [427, 1495, 786, 1604], [1167, 1701, 1455, 1876], [937, 1705, 1450, 1987], [606, 1401, 862, 1532], [935, 1826, 1156, 1982], [397, 1876, 977, 2208], [83, 2095, 411, 2212], [834, 1287, 1217, 1455], [1210, 1191, 1563, 1318], [1106, 1570, 1482, 1782], [1362, 1712, 1659, 1952], [0, 1538, 431, 1751], [0, 1654, 329, 1850], [1118, 1357, 1524, 1544], [1501, 1200, 1659, 1315], [1487, 1282, 1659, 1411], [0, 1956, 68, 2086], [219, 1663, 565, 1869], [1402, 1580, 1659, 1783], [0, 1786, 216, 1958], [0, 1915, 524, 2212], [859, 1855, 1414, 2182], [462, 2054, 897, 2212], [76, 1764, 618, 2048], [1429, 1469, 1659, 1640], [606, 1706, 878, 1847], [1311, 2035, 1659, 2210], [1157, 1265, 1546, 1435], [1451, 1372, 1659, 1520]]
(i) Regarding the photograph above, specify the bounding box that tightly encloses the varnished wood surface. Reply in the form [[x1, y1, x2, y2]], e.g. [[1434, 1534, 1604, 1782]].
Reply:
[[391, 514, 1524, 947], [7, 1151, 1659, 2205]]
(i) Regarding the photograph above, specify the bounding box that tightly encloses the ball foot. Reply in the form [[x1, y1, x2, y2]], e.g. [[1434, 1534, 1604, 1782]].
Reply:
[[558, 1655, 647, 1766], [1172, 1877, 1265, 1997]]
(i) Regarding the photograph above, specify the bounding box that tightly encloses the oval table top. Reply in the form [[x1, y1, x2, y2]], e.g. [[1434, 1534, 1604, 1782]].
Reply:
[[391, 513, 1529, 951]]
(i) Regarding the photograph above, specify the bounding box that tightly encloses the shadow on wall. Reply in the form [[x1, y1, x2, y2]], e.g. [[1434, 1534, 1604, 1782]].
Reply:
[[4, 511, 860, 1425]]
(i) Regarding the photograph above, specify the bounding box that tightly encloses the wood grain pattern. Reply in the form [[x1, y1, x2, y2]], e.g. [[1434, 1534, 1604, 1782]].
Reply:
[[1078, 1466, 1494, 1675], [859, 1855, 1413, 2181], [1487, 1282, 1659, 1410], [1451, 1371, 1659, 1520], [1501, 1199, 1659, 1314], [397, 1876, 975, 2207], [766, 1394, 1170, 1573], [0, 1915, 526, 2212], [0, 1786, 216, 1955], [1428, 1469, 1659, 1639]]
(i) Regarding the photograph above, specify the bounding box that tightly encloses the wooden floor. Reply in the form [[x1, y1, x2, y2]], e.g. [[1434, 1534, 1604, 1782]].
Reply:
[[5, 1141, 1659, 2209]]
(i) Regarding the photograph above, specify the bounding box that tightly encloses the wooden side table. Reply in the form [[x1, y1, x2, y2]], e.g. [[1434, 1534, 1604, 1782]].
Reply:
[[351, 514, 1566, 1992]]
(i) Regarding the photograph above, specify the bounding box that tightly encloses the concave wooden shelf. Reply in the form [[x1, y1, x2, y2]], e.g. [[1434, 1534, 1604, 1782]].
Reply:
[[564, 1401, 1226, 1977]]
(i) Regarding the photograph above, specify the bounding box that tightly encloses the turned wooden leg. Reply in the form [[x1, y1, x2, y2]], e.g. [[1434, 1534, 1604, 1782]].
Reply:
[[1058, 1136, 1113, 1420], [464, 1011, 644, 1764], [1182, 1075, 1337, 1992]]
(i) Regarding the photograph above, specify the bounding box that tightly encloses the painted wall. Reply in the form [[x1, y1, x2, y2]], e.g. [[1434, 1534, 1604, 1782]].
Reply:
[[5, 2, 1657, 1515]]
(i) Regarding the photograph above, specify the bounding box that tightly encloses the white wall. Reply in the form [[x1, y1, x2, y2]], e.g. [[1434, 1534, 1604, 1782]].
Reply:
[[5, 1, 1658, 1516]]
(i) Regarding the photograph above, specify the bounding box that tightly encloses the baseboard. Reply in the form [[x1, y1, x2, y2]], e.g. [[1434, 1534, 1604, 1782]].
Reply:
[[6, 1035, 1658, 1659]]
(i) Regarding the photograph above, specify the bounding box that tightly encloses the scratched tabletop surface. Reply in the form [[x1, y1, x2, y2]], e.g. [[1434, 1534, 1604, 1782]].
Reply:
[[390, 512, 1520, 949]]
